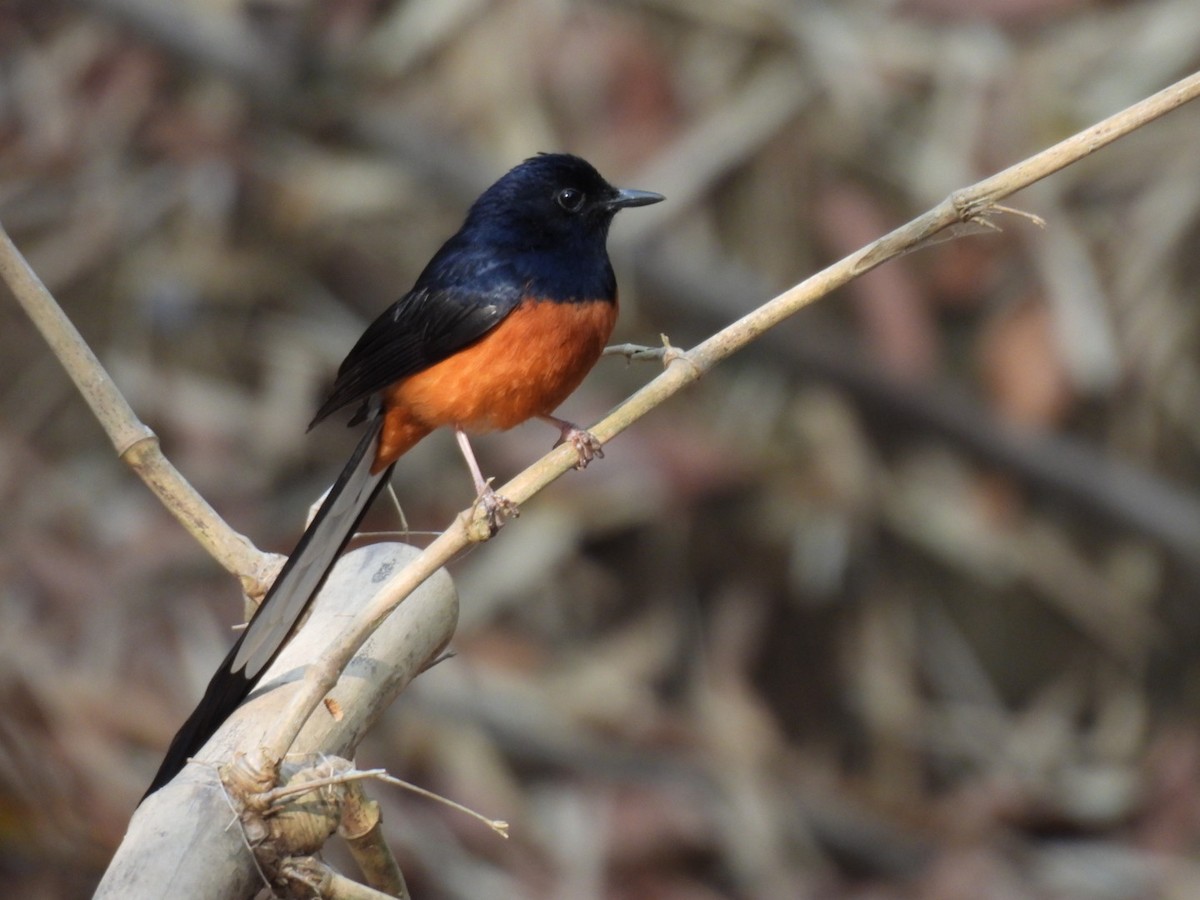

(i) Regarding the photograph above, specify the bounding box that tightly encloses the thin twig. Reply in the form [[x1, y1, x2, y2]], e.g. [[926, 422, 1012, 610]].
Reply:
[[265, 765, 509, 837], [602, 342, 668, 362], [602, 334, 693, 369], [371, 772, 510, 838]]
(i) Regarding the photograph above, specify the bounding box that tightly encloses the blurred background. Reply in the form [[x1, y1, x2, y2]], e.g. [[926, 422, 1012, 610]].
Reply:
[[3, 0, 1200, 897]]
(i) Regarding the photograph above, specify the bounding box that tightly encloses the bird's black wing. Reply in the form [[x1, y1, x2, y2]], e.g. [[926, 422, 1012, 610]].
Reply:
[[310, 252, 523, 428]]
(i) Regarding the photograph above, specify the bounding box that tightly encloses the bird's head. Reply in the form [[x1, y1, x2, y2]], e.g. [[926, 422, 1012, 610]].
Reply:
[[465, 153, 664, 248]]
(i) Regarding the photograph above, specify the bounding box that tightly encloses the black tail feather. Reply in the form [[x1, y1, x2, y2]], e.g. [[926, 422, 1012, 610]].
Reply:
[[143, 416, 393, 800]]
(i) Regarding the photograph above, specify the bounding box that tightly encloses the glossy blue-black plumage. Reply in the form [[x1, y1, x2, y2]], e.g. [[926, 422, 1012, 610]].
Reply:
[[311, 154, 643, 428]]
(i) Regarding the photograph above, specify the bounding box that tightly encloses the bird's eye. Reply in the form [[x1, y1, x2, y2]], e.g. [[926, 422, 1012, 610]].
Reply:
[[555, 188, 585, 212]]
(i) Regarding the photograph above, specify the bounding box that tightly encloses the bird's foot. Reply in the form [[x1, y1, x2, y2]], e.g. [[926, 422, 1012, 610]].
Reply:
[[539, 415, 605, 470], [474, 484, 519, 537], [559, 426, 605, 470]]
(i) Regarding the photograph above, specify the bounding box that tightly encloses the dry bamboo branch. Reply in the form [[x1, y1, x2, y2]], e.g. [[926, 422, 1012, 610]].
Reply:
[[279, 858, 397, 900], [95, 542, 457, 898], [0, 225, 274, 595], [252, 69, 1200, 770], [338, 781, 409, 898]]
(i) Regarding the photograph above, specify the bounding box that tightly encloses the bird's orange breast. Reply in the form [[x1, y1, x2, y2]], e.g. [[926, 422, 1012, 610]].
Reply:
[[373, 297, 617, 471]]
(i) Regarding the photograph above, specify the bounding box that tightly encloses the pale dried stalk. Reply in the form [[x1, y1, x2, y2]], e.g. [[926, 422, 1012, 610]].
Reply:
[[0, 226, 273, 595], [338, 780, 408, 897]]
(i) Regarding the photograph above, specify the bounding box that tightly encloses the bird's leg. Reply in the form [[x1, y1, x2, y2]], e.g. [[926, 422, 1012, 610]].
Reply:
[[539, 415, 604, 470], [455, 428, 517, 534]]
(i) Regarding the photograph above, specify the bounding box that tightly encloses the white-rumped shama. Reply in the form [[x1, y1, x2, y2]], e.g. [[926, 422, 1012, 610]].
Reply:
[[143, 154, 663, 798]]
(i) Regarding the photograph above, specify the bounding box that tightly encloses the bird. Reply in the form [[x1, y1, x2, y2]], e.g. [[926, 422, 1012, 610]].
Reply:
[[143, 153, 664, 799]]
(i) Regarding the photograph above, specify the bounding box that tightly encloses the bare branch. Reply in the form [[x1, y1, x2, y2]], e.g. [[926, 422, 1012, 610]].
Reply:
[[0, 224, 274, 595], [337, 779, 409, 898], [94, 542, 457, 897]]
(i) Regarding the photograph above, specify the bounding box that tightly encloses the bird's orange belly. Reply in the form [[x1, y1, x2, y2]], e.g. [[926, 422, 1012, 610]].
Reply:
[[374, 298, 617, 469]]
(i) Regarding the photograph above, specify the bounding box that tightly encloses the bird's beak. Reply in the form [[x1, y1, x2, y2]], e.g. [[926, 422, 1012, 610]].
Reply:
[[606, 188, 665, 210]]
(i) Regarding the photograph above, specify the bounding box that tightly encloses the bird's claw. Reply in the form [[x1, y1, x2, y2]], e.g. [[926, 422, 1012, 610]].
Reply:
[[559, 427, 604, 470], [475, 485, 519, 536]]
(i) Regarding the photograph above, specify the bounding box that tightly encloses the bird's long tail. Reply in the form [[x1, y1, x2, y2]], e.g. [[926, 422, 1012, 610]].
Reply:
[[143, 414, 394, 800]]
